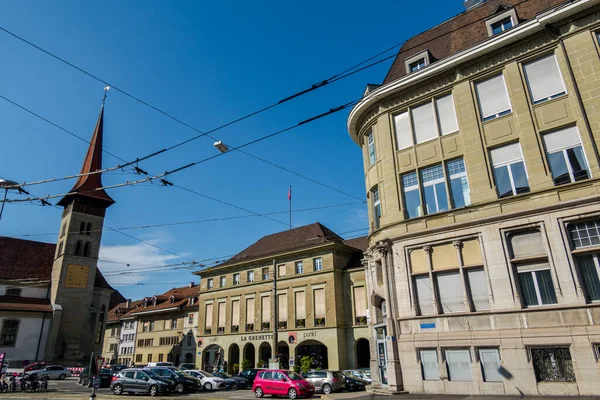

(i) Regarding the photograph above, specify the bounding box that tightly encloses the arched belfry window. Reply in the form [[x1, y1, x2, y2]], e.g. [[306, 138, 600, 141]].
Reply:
[[75, 241, 83, 256], [86, 223, 92, 235], [79, 222, 86, 234], [83, 242, 92, 257]]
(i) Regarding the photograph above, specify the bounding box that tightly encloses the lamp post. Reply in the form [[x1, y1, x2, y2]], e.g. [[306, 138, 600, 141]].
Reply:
[[0, 179, 21, 221]]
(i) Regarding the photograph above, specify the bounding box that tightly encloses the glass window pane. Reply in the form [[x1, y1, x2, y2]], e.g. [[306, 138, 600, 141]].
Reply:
[[394, 112, 413, 150], [531, 348, 576, 382], [412, 102, 438, 143], [575, 255, 600, 302], [368, 133, 376, 165], [479, 349, 503, 382], [415, 276, 434, 315], [493, 165, 513, 198], [423, 185, 437, 215], [518, 272, 539, 307], [404, 189, 421, 219], [435, 182, 449, 212], [445, 349, 472, 381], [510, 161, 530, 195], [420, 350, 439, 380], [535, 270, 558, 305], [467, 268, 489, 311], [548, 151, 571, 185], [450, 176, 470, 208], [569, 220, 600, 249], [435, 94, 458, 135], [568, 146, 590, 182], [475, 75, 511, 120], [436, 271, 463, 313]]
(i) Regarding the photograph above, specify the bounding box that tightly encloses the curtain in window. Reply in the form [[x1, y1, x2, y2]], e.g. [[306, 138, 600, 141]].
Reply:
[[231, 300, 240, 326], [218, 302, 226, 328], [246, 298, 255, 324], [278, 294, 287, 321], [467, 268, 489, 311], [576, 255, 600, 301], [353, 286, 367, 317], [394, 112, 413, 149], [435, 94, 458, 135], [295, 291, 306, 319], [436, 271, 463, 313], [476, 74, 511, 119], [536, 269, 558, 304], [314, 289, 325, 318], [412, 102, 437, 143], [445, 349, 473, 381], [510, 230, 545, 258], [261, 296, 271, 323], [517, 270, 539, 306], [415, 276, 435, 315], [420, 350, 439, 380], [523, 55, 566, 103], [479, 349, 502, 382], [205, 304, 213, 329]]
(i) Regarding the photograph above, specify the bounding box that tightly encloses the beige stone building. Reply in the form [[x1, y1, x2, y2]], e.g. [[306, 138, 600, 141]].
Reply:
[[193, 223, 369, 374], [347, 0, 600, 395]]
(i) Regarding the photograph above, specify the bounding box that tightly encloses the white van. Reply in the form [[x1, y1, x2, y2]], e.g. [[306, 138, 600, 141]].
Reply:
[[145, 362, 174, 367]]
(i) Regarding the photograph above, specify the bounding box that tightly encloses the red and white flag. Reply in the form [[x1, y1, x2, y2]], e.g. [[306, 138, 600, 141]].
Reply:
[[288, 186, 292, 201]]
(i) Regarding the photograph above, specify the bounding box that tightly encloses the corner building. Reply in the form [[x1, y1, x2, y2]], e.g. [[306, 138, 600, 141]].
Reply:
[[193, 223, 369, 374], [347, 0, 600, 395]]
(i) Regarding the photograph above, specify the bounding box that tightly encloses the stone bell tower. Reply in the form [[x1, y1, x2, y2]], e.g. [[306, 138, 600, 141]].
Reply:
[[46, 103, 115, 363]]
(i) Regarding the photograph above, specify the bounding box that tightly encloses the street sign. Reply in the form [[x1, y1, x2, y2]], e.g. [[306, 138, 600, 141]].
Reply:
[[94, 357, 104, 375], [288, 358, 295, 367], [22, 359, 30, 366], [268, 358, 279, 369]]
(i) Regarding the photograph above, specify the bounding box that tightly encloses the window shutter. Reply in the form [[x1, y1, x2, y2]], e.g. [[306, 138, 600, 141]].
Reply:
[[510, 230, 545, 258], [261, 296, 271, 323], [314, 289, 325, 318], [204, 304, 213, 329], [420, 350, 440, 380], [353, 286, 366, 317], [415, 276, 435, 315], [295, 291, 306, 319], [476, 75, 511, 119], [436, 271, 463, 313], [278, 294, 287, 322], [490, 143, 522, 166], [467, 268, 489, 311], [278, 264, 286, 276], [412, 102, 437, 143], [218, 302, 226, 327], [445, 349, 473, 381], [394, 112, 413, 150], [543, 126, 582, 153], [516, 261, 551, 273], [435, 94, 458, 135], [479, 349, 502, 381], [524, 55, 566, 103], [246, 298, 255, 323], [232, 300, 240, 325]]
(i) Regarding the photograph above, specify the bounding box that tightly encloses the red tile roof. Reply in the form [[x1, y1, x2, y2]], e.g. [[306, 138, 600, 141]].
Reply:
[[343, 236, 368, 252], [0, 296, 52, 313], [383, 0, 568, 84], [126, 285, 199, 316]]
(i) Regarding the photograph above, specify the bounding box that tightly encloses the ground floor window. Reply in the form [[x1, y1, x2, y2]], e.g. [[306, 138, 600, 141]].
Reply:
[[419, 349, 439, 380], [530, 347, 576, 382], [478, 348, 502, 382], [135, 354, 142, 363], [445, 349, 472, 381]]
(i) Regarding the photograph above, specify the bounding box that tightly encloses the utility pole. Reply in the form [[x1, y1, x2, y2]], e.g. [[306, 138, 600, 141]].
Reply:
[[272, 259, 278, 368]]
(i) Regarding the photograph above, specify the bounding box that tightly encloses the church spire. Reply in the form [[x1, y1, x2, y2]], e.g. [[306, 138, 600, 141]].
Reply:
[[57, 103, 115, 208]]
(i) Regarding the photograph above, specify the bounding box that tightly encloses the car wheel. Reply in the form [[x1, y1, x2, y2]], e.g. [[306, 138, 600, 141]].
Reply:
[[203, 382, 212, 391], [255, 387, 264, 398], [288, 388, 298, 399], [113, 384, 123, 395], [322, 384, 332, 395], [175, 383, 185, 393], [149, 385, 159, 396], [231, 382, 238, 390], [59, 374, 66, 380]]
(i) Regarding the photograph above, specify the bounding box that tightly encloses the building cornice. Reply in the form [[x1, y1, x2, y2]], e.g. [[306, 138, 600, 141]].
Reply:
[[347, 0, 599, 144]]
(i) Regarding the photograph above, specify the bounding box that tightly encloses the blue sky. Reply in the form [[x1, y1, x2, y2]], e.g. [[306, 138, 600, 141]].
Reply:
[[0, 1, 464, 300]]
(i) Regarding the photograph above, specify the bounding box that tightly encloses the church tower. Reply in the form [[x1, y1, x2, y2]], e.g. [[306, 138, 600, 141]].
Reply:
[[46, 104, 115, 363]]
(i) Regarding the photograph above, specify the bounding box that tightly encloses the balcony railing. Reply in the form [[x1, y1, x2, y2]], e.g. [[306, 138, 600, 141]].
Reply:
[[246, 323, 254, 332], [314, 318, 326, 327], [231, 325, 239, 333], [296, 319, 306, 328], [261, 322, 270, 331], [278, 321, 287, 330]]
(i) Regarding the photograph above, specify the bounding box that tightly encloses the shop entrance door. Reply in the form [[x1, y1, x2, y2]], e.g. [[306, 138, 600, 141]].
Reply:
[[375, 325, 387, 385]]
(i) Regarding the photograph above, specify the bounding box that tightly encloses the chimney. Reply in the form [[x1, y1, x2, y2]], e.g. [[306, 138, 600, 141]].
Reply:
[[189, 282, 195, 288], [126, 299, 131, 308], [463, 0, 486, 10]]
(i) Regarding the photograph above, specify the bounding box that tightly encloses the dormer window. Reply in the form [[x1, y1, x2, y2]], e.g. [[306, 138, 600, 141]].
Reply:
[[142, 299, 148, 308], [485, 8, 518, 37], [152, 298, 157, 307], [404, 50, 431, 74], [170, 296, 175, 304]]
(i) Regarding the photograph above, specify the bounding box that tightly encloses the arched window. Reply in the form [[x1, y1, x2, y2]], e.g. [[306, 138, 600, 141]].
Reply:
[[75, 241, 83, 256], [83, 242, 92, 257], [79, 222, 86, 234], [86, 222, 92, 235], [56, 242, 63, 258], [95, 305, 106, 344]]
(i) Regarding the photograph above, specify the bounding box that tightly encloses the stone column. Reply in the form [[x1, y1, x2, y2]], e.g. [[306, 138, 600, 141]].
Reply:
[[453, 240, 472, 312], [363, 254, 382, 387], [423, 245, 440, 315]]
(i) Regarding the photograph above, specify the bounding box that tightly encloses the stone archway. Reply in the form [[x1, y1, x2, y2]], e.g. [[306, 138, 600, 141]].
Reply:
[[355, 338, 370, 368], [203, 344, 224, 372], [295, 339, 328, 369], [277, 341, 290, 369], [243, 343, 255, 369], [258, 342, 271, 367], [228, 343, 240, 374]]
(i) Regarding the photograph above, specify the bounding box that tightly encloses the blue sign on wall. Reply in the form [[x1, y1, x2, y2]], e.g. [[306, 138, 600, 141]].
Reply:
[[420, 323, 436, 329]]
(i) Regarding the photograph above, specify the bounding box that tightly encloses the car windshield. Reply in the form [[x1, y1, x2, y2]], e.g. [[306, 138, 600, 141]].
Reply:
[[100, 369, 110, 373], [144, 370, 160, 379], [199, 370, 213, 377], [217, 373, 230, 378], [286, 371, 303, 380], [174, 371, 186, 377], [333, 371, 344, 379]]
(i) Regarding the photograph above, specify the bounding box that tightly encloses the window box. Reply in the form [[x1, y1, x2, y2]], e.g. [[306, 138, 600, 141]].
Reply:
[[314, 318, 326, 327], [278, 321, 287, 330], [246, 323, 254, 332], [355, 316, 367, 326], [231, 325, 239, 333], [217, 327, 225, 334], [296, 319, 306, 328], [261, 322, 270, 331]]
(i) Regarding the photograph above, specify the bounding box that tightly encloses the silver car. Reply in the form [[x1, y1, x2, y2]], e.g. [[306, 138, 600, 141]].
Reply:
[[30, 365, 72, 380], [303, 370, 345, 394]]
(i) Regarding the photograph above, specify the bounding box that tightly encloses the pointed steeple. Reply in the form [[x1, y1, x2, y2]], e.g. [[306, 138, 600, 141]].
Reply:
[[57, 105, 115, 208]]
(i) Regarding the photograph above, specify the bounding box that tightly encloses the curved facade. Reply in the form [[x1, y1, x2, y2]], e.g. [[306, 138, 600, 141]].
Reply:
[[348, 0, 600, 395]]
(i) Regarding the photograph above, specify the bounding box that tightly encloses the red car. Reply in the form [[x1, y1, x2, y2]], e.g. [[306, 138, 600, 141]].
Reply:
[[253, 370, 314, 399], [24, 362, 47, 373]]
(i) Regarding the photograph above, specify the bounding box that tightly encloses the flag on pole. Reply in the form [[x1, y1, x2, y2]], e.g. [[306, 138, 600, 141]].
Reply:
[[288, 186, 292, 201]]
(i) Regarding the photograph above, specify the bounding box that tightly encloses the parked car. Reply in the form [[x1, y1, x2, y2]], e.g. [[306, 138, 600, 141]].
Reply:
[[178, 363, 197, 370], [342, 375, 367, 392], [303, 370, 344, 394], [146, 362, 174, 367], [145, 366, 201, 393], [237, 368, 266, 386], [110, 365, 128, 375], [29, 365, 71, 380], [342, 369, 371, 383], [24, 362, 47, 373], [111, 368, 172, 396], [212, 372, 249, 389], [253, 370, 315, 399], [184, 370, 227, 391]]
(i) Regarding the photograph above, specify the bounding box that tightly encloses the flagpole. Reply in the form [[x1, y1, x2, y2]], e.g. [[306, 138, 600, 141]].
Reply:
[[289, 185, 292, 230]]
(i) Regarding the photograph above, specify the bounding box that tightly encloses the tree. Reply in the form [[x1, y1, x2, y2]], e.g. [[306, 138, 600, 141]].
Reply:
[[241, 359, 252, 371], [300, 356, 312, 375], [232, 363, 239, 374]]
